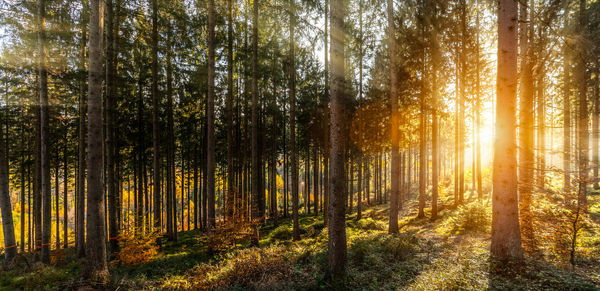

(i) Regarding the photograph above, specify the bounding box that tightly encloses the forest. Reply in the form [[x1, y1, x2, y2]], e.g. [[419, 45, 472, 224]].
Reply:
[[0, 0, 599, 289]]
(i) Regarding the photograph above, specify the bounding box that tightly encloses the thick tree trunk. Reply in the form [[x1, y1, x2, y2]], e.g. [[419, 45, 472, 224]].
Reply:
[[328, 0, 347, 280], [85, 0, 109, 280], [491, 0, 523, 260]]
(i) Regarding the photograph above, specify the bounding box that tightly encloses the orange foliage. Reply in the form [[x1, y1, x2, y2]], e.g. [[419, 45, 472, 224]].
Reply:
[[116, 230, 160, 266]]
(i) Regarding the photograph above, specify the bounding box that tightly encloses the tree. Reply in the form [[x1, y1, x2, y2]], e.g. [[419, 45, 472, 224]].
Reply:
[[387, 0, 400, 233], [207, 0, 216, 231], [289, 0, 300, 241], [37, 0, 51, 265], [491, 0, 523, 260], [106, 0, 119, 256], [151, 0, 161, 232], [85, 0, 109, 280], [518, 0, 535, 251], [226, 0, 235, 221], [76, 0, 87, 257], [0, 115, 16, 261], [328, 0, 347, 281]]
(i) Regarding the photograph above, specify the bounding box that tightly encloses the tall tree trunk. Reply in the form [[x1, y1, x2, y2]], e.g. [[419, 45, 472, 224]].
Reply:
[[151, 0, 161, 231], [38, 0, 52, 264], [475, 1, 482, 200], [226, 0, 235, 221], [206, 0, 216, 230], [289, 0, 300, 241], [576, 0, 588, 209], [387, 0, 400, 232], [64, 146, 68, 248], [328, 0, 347, 280], [0, 113, 16, 261], [85, 0, 109, 280], [518, 0, 535, 251], [323, 0, 330, 228], [76, 5, 87, 256], [594, 65, 599, 190], [563, 12, 572, 193], [491, 0, 523, 260], [166, 20, 178, 240], [105, 0, 119, 256], [430, 0, 440, 220]]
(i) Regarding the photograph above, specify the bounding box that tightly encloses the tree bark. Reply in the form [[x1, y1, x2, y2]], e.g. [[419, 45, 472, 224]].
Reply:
[[151, 0, 161, 231], [387, 0, 400, 232], [491, 0, 523, 260], [85, 0, 109, 280], [328, 0, 347, 280], [38, 0, 52, 264]]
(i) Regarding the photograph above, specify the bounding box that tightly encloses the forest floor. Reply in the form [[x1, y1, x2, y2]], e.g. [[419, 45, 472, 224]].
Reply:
[[2, 190, 600, 290]]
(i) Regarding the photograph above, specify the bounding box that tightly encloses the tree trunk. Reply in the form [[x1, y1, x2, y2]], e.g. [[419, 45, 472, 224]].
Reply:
[[77, 7, 87, 254], [328, 0, 347, 280], [576, 0, 588, 209], [430, 0, 440, 220], [85, 0, 109, 280], [563, 12, 572, 193], [206, 0, 216, 231], [388, 0, 400, 233], [105, 0, 119, 255], [491, 0, 523, 260], [289, 0, 300, 241], [0, 113, 16, 261], [226, 0, 235, 221], [151, 0, 161, 231], [38, 0, 52, 264]]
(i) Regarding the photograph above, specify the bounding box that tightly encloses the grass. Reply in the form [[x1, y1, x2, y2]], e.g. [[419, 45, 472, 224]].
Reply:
[[2, 193, 600, 290]]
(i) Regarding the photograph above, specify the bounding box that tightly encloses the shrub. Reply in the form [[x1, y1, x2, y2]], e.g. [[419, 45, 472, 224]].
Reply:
[[447, 202, 490, 234], [190, 246, 295, 290], [356, 218, 386, 231], [270, 224, 293, 241], [117, 230, 160, 266]]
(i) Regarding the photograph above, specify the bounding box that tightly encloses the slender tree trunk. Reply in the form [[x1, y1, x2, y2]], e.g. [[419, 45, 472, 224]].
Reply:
[[0, 113, 16, 261], [289, 0, 300, 241], [328, 0, 347, 280], [475, 1, 482, 200], [206, 0, 216, 230], [491, 0, 523, 260], [85, 0, 109, 280], [387, 0, 400, 232], [76, 8, 87, 254], [226, 0, 235, 221], [166, 20, 177, 240], [593, 65, 600, 190], [38, 0, 52, 264], [430, 0, 440, 220], [323, 0, 330, 228], [518, 0, 535, 250], [564, 12, 572, 193], [151, 0, 161, 230], [576, 0, 588, 209], [105, 0, 119, 255]]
